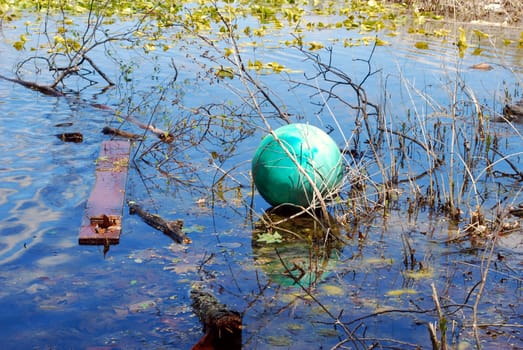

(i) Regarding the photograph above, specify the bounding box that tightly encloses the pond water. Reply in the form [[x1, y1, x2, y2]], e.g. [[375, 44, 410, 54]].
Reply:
[[0, 5, 522, 350]]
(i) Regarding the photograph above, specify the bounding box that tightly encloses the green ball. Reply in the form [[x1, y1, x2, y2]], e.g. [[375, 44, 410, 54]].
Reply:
[[252, 124, 344, 207]]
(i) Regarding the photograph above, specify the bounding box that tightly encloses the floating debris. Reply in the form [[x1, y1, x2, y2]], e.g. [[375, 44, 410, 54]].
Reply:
[[470, 62, 493, 70], [54, 122, 74, 127], [56, 132, 83, 143]]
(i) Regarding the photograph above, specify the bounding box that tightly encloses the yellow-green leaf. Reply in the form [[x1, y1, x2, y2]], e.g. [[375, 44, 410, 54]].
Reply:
[[457, 27, 467, 49], [54, 35, 65, 45], [386, 288, 417, 297], [433, 28, 450, 37], [266, 61, 285, 73], [375, 37, 389, 46], [143, 43, 156, 52], [13, 41, 25, 50], [414, 41, 429, 50], [402, 268, 434, 279], [473, 29, 489, 39], [216, 67, 234, 79], [322, 284, 344, 296], [471, 47, 482, 56], [308, 41, 324, 51], [224, 47, 234, 57], [248, 59, 263, 70]]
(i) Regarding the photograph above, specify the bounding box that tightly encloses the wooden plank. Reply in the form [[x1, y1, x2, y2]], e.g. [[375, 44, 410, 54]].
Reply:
[[79, 140, 131, 245]]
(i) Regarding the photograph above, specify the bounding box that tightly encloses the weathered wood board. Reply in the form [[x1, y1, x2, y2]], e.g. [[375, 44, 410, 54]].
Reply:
[[79, 140, 131, 245]]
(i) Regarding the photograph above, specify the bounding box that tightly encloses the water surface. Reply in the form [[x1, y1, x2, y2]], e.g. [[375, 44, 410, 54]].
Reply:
[[0, 8, 522, 350]]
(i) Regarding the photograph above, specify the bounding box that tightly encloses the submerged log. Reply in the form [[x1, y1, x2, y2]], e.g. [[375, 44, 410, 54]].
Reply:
[[191, 287, 242, 350], [0, 74, 173, 141], [91, 103, 174, 143], [56, 132, 83, 143], [0, 74, 64, 97], [128, 202, 191, 244], [120, 113, 174, 143], [102, 126, 142, 140]]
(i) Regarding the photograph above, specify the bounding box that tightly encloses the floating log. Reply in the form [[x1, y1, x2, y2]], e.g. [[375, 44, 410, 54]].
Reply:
[[128, 202, 191, 244], [79, 140, 131, 245], [0, 74, 64, 97], [102, 126, 142, 140], [191, 288, 242, 350], [55, 122, 74, 127], [470, 62, 493, 71], [91, 103, 174, 143], [56, 132, 83, 143]]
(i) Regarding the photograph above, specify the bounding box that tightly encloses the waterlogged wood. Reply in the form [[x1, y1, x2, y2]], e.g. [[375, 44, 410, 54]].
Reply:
[[92, 104, 174, 143], [0, 74, 64, 97], [56, 132, 83, 143], [191, 288, 242, 350], [128, 202, 191, 244], [79, 141, 131, 245], [102, 126, 142, 140]]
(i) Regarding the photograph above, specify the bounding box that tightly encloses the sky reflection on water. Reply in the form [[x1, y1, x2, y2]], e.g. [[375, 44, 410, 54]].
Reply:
[[0, 10, 522, 350]]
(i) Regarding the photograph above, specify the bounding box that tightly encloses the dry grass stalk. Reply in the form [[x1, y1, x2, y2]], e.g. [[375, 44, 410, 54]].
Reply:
[[430, 283, 448, 350]]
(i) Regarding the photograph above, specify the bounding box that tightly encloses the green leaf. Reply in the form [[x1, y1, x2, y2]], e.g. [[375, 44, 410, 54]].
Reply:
[[257, 231, 282, 244]]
